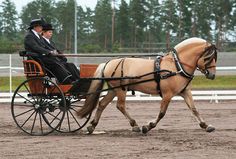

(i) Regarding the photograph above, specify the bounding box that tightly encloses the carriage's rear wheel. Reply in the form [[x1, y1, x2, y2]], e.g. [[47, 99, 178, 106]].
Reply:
[[56, 98, 91, 133], [11, 77, 66, 136]]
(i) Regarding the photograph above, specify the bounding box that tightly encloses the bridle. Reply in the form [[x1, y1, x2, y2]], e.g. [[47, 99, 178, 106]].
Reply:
[[196, 44, 217, 76], [170, 44, 217, 80]]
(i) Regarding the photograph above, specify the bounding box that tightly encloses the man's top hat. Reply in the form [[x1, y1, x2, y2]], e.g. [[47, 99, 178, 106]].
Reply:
[[42, 23, 54, 31], [28, 18, 44, 29]]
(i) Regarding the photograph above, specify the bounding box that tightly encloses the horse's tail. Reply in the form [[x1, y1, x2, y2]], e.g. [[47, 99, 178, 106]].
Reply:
[[77, 63, 105, 118]]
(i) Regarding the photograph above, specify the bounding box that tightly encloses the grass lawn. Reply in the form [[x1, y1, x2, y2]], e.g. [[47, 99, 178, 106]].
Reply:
[[192, 75, 236, 89], [0, 75, 236, 92]]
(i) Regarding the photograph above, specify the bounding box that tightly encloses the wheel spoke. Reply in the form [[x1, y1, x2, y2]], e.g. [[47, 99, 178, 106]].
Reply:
[[20, 110, 36, 128], [39, 113, 44, 134], [66, 111, 71, 132], [15, 108, 35, 118], [31, 112, 38, 134], [14, 103, 34, 108], [68, 109, 81, 127], [45, 110, 63, 124], [23, 83, 37, 103], [16, 92, 34, 105]]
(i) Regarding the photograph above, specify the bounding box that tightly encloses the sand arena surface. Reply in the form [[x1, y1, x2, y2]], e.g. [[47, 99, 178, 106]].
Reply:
[[0, 101, 236, 159]]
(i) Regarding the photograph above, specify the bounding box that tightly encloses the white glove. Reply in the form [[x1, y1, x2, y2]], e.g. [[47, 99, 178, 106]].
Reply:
[[50, 50, 58, 56]]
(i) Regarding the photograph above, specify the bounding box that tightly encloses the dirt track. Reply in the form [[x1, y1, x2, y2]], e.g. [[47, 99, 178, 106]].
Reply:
[[1, 101, 236, 159]]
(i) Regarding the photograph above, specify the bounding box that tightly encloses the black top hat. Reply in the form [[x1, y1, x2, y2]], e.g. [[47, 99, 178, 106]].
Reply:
[[28, 18, 44, 29], [42, 23, 54, 31]]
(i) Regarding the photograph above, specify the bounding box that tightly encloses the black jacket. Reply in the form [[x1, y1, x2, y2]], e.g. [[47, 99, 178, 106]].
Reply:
[[24, 30, 51, 56], [24, 30, 79, 84]]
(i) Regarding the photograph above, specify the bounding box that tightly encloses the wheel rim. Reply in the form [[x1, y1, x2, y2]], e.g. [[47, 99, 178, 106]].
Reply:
[[11, 77, 66, 136]]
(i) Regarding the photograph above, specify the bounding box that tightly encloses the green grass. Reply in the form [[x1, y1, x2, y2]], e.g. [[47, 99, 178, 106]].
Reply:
[[0, 75, 236, 92], [192, 75, 236, 89], [0, 76, 26, 91]]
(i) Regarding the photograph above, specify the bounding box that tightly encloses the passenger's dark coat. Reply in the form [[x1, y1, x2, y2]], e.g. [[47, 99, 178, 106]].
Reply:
[[42, 37, 80, 81], [24, 30, 78, 84]]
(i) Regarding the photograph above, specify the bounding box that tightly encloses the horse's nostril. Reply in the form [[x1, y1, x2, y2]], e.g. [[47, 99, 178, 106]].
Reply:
[[212, 74, 215, 80], [207, 73, 215, 80]]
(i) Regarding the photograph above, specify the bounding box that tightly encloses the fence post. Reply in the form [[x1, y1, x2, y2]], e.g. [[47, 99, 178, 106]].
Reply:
[[9, 54, 12, 100]]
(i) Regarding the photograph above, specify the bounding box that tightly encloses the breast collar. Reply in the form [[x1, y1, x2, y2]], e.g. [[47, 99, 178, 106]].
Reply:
[[171, 49, 194, 79]]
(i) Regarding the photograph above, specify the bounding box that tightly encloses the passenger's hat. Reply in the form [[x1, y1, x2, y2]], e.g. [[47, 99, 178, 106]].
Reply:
[[28, 18, 43, 29], [42, 23, 54, 31]]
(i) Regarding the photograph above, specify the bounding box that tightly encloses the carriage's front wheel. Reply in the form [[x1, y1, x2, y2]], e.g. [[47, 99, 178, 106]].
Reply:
[[11, 77, 66, 136]]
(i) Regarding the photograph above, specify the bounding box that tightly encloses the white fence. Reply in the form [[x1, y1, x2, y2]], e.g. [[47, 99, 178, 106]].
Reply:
[[1, 90, 236, 103]]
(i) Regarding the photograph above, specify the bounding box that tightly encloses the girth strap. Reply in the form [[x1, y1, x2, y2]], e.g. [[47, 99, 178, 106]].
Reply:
[[110, 58, 126, 91], [154, 56, 163, 97]]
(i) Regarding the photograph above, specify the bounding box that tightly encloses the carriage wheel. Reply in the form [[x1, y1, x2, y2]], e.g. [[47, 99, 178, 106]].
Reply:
[[11, 77, 66, 136], [56, 98, 91, 133]]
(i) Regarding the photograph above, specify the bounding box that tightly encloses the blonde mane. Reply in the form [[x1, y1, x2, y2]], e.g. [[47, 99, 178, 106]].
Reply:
[[175, 37, 207, 49]]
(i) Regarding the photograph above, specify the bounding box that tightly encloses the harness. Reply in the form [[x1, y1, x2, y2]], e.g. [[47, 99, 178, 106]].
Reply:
[[154, 49, 194, 97], [96, 47, 216, 98], [171, 49, 194, 79]]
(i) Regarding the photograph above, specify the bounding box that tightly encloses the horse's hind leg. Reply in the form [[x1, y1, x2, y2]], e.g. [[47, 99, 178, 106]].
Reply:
[[87, 90, 116, 134], [116, 90, 140, 132], [180, 89, 215, 132], [142, 97, 171, 134]]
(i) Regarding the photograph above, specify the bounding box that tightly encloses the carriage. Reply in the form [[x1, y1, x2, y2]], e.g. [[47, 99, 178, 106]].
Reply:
[[11, 51, 98, 136], [11, 38, 218, 136]]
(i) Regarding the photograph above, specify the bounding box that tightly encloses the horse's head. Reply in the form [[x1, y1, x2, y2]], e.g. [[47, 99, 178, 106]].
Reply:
[[197, 44, 217, 80]]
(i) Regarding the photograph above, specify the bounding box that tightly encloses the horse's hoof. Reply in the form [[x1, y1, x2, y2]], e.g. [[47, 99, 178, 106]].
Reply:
[[87, 126, 95, 134], [206, 125, 215, 132], [132, 126, 141, 132], [142, 126, 149, 134]]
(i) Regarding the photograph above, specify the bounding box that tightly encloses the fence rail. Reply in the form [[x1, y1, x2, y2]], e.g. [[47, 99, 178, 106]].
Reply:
[[1, 90, 236, 103]]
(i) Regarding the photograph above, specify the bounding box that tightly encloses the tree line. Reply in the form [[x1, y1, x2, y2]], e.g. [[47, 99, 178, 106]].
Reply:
[[0, 0, 235, 53]]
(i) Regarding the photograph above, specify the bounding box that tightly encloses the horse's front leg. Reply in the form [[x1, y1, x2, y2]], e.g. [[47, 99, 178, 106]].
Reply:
[[142, 97, 171, 134], [87, 90, 116, 134], [179, 89, 215, 132]]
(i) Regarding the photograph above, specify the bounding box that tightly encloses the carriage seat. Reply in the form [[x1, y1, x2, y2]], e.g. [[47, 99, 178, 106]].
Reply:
[[23, 60, 45, 77], [19, 51, 52, 77]]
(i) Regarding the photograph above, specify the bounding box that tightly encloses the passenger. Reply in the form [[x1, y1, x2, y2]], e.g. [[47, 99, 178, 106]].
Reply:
[[41, 23, 80, 81], [24, 19, 79, 85]]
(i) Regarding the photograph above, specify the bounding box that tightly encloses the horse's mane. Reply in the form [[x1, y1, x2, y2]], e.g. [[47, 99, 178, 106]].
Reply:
[[175, 37, 207, 49]]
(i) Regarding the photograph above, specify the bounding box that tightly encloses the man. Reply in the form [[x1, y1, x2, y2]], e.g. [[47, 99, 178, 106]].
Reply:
[[24, 19, 77, 84], [24, 18, 54, 56], [41, 23, 80, 81]]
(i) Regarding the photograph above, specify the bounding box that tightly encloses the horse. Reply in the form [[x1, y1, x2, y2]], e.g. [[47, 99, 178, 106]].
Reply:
[[77, 37, 218, 134]]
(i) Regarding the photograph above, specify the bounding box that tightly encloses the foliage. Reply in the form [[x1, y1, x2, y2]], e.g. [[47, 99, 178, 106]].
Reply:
[[0, 0, 18, 40], [116, 0, 130, 47], [79, 44, 102, 53], [94, 0, 112, 50], [0, 0, 235, 53]]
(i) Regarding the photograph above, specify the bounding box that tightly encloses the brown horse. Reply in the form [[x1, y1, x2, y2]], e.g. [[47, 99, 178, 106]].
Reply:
[[77, 37, 218, 134]]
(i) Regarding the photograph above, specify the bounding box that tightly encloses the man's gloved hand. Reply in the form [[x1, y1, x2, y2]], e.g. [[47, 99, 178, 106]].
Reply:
[[50, 50, 58, 56]]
